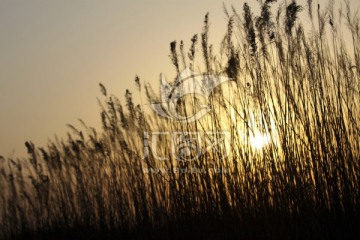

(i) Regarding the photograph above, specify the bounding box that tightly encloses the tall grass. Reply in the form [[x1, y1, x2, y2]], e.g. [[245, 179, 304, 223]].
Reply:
[[1, 0, 359, 239]]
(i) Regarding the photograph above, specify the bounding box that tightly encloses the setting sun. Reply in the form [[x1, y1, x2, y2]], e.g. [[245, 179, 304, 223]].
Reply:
[[250, 133, 271, 150]]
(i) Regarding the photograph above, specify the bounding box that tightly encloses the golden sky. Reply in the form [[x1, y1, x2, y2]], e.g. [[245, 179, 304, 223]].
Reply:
[[0, 0, 359, 157]]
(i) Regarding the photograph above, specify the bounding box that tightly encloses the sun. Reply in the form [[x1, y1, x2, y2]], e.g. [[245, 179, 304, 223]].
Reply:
[[250, 133, 270, 150]]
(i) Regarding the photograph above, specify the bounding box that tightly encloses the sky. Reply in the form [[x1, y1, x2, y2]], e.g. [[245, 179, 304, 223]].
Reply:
[[0, 0, 359, 158]]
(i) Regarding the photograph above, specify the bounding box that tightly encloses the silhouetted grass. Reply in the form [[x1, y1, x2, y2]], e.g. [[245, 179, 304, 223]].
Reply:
[[1, 1, 359, 239]]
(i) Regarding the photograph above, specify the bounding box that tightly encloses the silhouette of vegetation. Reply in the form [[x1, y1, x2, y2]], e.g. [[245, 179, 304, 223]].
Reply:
[[1, 1, 359, 239]]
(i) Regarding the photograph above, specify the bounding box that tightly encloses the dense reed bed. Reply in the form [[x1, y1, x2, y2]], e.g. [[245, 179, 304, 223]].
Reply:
[[1, 0, 359, 239]]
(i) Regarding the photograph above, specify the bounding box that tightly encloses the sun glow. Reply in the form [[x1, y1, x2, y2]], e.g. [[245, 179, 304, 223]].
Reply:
[[250, 133, 271, 150]]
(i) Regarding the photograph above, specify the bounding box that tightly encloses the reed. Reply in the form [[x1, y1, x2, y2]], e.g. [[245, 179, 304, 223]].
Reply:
[[1, 1, 359, 239]]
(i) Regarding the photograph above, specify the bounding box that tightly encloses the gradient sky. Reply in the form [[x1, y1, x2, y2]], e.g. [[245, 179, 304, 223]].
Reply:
[[0, 0, 359, 158]]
